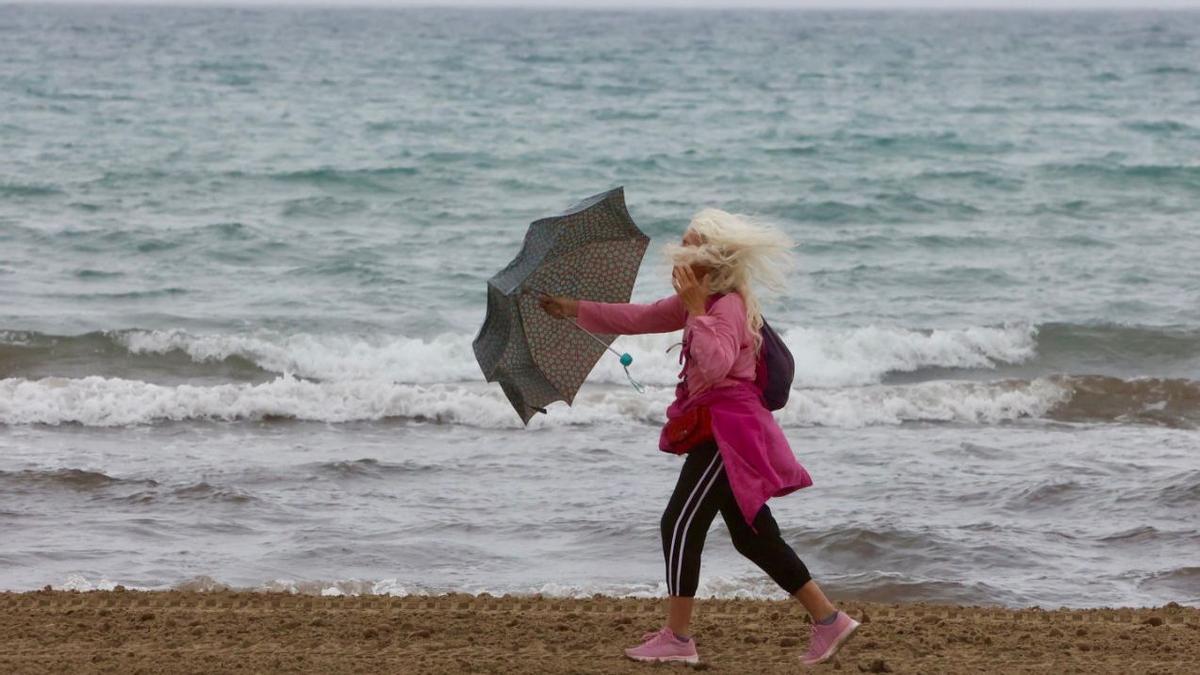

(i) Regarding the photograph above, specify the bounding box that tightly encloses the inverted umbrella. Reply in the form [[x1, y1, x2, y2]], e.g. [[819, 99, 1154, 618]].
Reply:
[[473, 186, 650, 424]]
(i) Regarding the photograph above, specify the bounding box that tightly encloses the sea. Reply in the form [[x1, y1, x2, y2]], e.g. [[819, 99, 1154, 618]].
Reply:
[[1, 5, 1198, 609]]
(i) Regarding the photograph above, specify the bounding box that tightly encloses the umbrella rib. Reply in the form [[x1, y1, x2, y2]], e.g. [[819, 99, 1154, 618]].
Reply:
[[566, 318, 624, 358], [521, 283, 625, 358], [522, 284, 646, 394]]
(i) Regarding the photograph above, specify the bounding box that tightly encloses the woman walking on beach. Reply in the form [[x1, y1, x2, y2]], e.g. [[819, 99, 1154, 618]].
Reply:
[[539, 209, 859, 666]]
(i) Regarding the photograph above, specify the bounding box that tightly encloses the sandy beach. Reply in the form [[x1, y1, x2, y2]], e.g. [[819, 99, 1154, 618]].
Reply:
[[1, 590, 1196, 674]]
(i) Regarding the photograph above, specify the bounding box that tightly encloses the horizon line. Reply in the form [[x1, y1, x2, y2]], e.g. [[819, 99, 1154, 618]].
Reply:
[[6, 1, 1200, 11]]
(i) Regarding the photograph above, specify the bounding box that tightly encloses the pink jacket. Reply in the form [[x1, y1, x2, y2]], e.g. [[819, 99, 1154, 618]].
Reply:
[[577, 292, 813, 529]]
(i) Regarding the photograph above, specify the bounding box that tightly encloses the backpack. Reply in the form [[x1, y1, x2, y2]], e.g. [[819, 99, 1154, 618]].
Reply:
[[754, 317, 794, 411]]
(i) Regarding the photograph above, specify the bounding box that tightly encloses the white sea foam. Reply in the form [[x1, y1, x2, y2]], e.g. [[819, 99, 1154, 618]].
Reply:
[[779, 378, 1070, 428], [0, 375, 670, 428], [117, 330, 484, 384], [783, 323, 1037, 388], [158, 575, 783, 600], [115, 323, 1037, 389], [0, 374, 1070, 428], [58, 573, 132, 592]]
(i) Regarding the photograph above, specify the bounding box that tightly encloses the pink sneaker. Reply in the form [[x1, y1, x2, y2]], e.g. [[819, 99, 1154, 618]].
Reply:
[[801, 611, 860, 666], [624, 626, 700, 664]]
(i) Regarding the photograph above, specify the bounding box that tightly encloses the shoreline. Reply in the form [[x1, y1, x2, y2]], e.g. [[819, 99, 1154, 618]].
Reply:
[[2, 590, 1196, 674]]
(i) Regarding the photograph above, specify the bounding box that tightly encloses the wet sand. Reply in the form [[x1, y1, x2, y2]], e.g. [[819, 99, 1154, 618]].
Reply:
[[1, 590, 1197, 674]]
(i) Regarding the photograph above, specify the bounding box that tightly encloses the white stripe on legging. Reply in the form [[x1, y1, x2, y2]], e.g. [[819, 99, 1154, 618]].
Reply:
[[666, 451, 723, 596], [673, 462, 725, 596]]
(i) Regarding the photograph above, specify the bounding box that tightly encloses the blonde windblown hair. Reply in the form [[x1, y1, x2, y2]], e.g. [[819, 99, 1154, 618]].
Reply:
[[663, 208, 796, 354]]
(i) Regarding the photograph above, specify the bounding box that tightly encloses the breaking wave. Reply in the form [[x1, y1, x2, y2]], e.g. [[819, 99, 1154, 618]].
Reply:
[[1, 373, 1194, 429], [3, 323, 1198, 429], [1, 322, 1039, 388]]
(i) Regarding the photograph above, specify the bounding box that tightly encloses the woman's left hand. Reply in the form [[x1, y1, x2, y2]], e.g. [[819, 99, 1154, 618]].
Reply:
[[672, 265, 709, 316]]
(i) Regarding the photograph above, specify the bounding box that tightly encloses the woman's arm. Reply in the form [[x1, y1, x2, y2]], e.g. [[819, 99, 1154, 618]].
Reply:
[[684, 293, 745, 389], [574, 294, 688, 335]]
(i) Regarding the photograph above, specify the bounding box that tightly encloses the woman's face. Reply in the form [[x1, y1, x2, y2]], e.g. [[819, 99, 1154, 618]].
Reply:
[[680, 229, 712, 281]]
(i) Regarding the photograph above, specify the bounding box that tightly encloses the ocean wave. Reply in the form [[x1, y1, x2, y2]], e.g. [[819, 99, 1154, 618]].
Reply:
[[1099, 526, 1163, 543], [2, 323, 1039, 389], [838, 130, 1015, 155], [1051, 375, 1200, 428], [0, 372, 1071, 429], [68, 288, 190, 301], [1004, 480, 1087, 509], [59, 573, 790, 600], [1149, 470, 1200, 506], [1039, 161, 1200, 188], [167, 482, 258, 504], [774, 193, 982, 224], [783, 324, 1035, 387], [266, 165, 420, 192], [279, 195, 369, 218], [308, 457, 443, 478], [0, 329, 271, 383], [3, 373, 1192, 429], [116, 482, 260, 506], [74, 269, 125, 279], [780, 378, 1069, 428], [1122, 119, 1195, 135], [55, 571, 1021, 605], [0, 375, 666, 427], [16, 221, 274, 259], [1145, 65, 1196, 76], [0, 467, 158, 491], [800, 232, 1014, 254], [775, 200, 883, 224], [911, 169, 1024, 191], [0, 468, 258, 505], [1137, 567, 1200, 605], [761, 144, 818, 156], [0, 181, 63, 197], [823, 571, 1022, 606], [1038, 322, 1200, 364], [51, 570, 1196, 608], [117, 329, 484, 384], [4, 328, 1199, 428]]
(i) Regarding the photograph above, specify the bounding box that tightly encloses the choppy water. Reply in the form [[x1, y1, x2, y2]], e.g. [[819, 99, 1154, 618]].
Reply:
[[1, 6, 1198, 607]]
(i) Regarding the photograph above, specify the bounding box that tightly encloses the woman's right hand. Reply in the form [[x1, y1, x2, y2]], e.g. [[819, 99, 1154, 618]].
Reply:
[[537, 293, 579, 319]]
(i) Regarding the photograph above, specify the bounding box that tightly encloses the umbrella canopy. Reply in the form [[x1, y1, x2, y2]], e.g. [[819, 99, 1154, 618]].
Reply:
[[473, 186, 650, 424]]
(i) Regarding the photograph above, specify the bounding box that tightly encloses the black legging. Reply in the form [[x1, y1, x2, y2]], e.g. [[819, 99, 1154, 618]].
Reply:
[[661, 439, 812, 597]]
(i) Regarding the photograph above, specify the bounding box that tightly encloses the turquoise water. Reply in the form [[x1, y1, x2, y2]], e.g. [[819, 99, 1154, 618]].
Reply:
[[1, 7, 1198, 607]]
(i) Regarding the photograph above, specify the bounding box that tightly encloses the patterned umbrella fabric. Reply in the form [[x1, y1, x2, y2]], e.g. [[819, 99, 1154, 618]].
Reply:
[[473, 186, 650, 424]]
